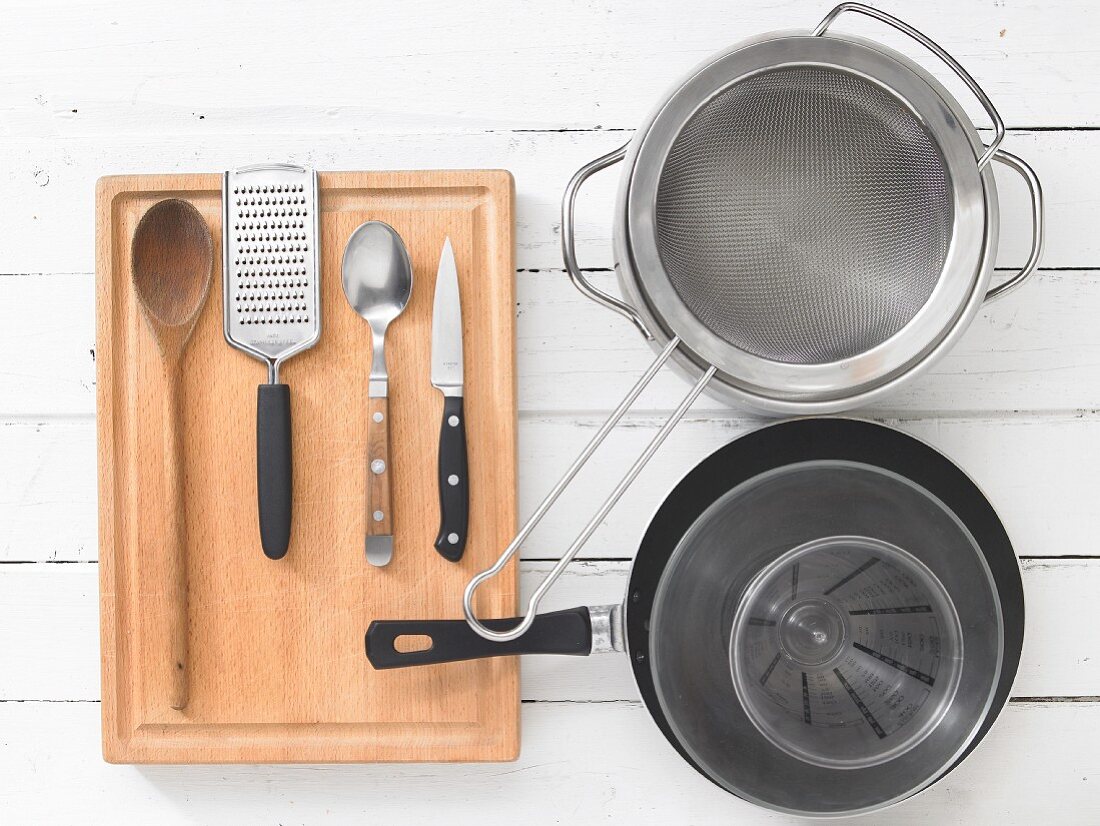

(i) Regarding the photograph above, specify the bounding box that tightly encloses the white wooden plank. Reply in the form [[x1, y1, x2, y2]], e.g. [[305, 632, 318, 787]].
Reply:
[[0, 420, 96, 560], [2, 559, 1095, 702], [0, 0, 1093, 135], [0, 699, 1094, 824], [515, 411, 1100, 560], [2, 267, 1098, 418], [0, 275, 95, 418], [515, 269, 1100, 413], [0, 420, 97, 559], [3, 413, 1096, 562], [0, 128, 1082, 274]]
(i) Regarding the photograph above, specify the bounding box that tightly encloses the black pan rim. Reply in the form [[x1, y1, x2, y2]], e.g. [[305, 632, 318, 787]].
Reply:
[[625, 416, 1024, 809]]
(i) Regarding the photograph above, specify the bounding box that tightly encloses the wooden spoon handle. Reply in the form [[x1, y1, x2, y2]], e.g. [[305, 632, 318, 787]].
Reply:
[[163, 363, 189, 710]]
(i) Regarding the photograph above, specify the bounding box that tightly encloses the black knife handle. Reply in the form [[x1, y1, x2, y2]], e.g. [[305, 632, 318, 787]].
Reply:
[[257, 383, 292, 560], [434, 395, 468, 561]]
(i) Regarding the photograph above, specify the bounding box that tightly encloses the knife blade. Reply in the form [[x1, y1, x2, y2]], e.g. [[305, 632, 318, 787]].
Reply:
[[430, 237, 468, 561]]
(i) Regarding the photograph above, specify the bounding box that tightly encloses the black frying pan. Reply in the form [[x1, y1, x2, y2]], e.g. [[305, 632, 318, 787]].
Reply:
[[367, 419, 1023, 816]]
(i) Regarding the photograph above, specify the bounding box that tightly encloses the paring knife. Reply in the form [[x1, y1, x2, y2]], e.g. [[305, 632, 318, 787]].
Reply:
[[430, 237, 468, 561]]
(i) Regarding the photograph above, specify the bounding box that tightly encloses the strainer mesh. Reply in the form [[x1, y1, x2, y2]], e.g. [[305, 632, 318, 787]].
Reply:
[[654, 66, 953, 364]]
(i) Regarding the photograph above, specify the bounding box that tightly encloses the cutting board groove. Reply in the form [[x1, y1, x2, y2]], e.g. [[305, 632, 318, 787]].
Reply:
[[96, 170, 518, 763]]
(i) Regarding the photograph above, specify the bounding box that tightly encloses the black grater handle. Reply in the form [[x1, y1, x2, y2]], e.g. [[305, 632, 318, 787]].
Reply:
[[257, 383, 292, 560]]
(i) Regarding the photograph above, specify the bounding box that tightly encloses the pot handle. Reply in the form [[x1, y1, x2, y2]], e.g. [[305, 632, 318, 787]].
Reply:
[[562, 143, 655, 340], [366, 607, 595, 669], [814, 2, 1004, 169], [984, 149, 1045, 303]]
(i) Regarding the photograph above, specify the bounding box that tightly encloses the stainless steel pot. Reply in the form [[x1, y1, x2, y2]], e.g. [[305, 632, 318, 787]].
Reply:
[[565, 2, 1045, 414], [367, 419, 1024, 817]]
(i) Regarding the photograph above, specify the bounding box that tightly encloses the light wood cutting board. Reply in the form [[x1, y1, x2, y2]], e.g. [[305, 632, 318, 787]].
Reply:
[[96, 170, 518, 763]]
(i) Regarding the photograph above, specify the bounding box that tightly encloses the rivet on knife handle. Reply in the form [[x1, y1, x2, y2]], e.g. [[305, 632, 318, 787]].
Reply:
[[434, 395, 468, 560]]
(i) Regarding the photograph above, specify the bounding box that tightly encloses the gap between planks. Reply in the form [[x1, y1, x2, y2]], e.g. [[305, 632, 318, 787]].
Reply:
[[9, 407, 1100, 425]]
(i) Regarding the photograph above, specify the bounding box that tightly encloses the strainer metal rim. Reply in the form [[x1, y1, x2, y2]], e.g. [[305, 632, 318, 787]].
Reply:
[[614, 32, 996, 409]]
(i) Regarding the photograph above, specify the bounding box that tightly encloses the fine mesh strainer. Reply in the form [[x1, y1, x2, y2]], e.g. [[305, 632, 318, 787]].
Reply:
[[458, 3, 1043, 648], [653, 65, 954, 366], [574, 3, 1048, 414]]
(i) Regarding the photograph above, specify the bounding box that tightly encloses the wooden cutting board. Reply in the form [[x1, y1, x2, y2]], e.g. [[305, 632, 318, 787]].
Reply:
[[96, 170, 518, 763]]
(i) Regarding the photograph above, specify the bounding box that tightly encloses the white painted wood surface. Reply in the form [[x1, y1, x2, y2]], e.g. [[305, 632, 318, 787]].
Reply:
[[2, 560, 1097, 702], [1, 0, 1097, 822]]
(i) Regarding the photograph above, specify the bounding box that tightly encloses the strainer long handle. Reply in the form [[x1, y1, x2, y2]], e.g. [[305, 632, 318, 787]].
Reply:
[[561, 142, 654, 340], [814, 3, 1005, 168], [462, 339, 715, 643]]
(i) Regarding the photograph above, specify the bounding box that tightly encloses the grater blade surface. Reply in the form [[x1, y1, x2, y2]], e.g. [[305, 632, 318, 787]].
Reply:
[[223, 164, 321, 377]]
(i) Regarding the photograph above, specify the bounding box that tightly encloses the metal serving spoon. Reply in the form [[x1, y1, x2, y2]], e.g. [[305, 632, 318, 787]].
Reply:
[[131, 198, 214, 711], [341, 221, 413, 567]]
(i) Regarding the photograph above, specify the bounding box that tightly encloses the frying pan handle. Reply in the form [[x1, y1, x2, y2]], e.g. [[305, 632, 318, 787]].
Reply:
[[814, 3, 1005, 169], [366, 607, 595, 669], [562, 143, 655, 340], [985, 149, 1045, 303]]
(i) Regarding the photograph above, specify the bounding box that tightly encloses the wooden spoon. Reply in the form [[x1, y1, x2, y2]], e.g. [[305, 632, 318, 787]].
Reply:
[[131, 198, 214, 711]]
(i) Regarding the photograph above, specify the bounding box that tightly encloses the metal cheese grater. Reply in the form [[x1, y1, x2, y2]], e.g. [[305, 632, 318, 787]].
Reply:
[[222, 163, 321, 560]]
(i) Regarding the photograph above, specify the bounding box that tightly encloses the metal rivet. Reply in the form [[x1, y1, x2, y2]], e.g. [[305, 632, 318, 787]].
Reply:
[[373, 510, 384, 522], [448, 415, 460, 427], [371, 459, 386, 475], [373, 411, 384, 423], [447, 533, 459, 545], [448, 474, 459, 486]]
